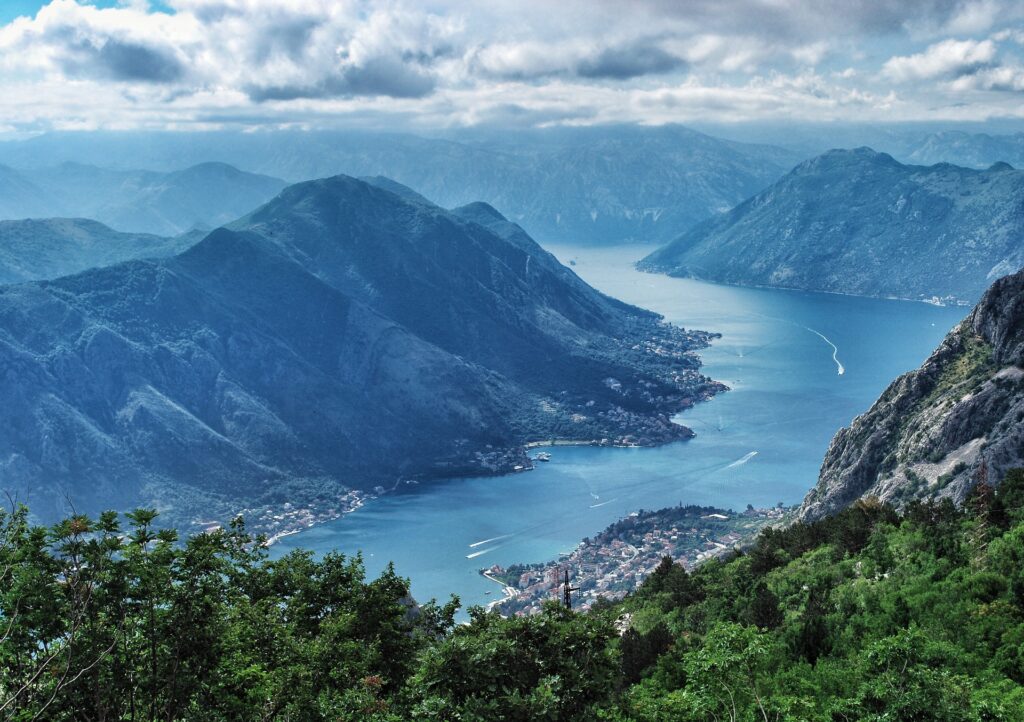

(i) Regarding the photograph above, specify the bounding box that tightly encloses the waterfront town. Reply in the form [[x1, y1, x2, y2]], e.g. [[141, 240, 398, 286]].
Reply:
[[484, 503, 788, 616]]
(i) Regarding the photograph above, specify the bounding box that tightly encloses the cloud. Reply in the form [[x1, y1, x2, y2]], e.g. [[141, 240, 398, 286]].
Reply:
[[62, 36, 184, 82], [247, 57, 436, 101], [576, 44, 684, 79], [883, 38, 997, 80], [470, 39, 684, 81], [0, 0, 1024, 132], [593, 0, 1001, 40], [950, 64, 1024, 91]]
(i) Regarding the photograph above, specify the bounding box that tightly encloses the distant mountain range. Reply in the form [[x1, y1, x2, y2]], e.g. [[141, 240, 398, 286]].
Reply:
[[0, 175, 721, 526], [799, 267, 1024, 521], [0, 127, 801, 244], [0, 165, 53, 219], [0, 162, 286, 236], [640, 148, 1024, 304], [0, 218, 196, 284], [899, 130, 1024, 169]]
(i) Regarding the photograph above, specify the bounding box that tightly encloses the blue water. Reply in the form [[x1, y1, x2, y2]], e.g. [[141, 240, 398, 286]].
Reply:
[[272, 245, 967, 610]]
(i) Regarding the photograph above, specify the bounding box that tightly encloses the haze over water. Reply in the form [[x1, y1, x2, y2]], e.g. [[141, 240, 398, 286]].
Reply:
[[273, 245, 967, 610]]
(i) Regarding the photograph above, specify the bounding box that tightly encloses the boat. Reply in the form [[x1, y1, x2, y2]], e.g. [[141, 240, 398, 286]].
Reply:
[[534, 452, 552, 462]]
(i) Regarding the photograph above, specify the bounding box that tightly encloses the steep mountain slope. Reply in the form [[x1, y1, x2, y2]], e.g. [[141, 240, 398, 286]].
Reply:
[[0, 175, 721, 527], [0, 218, 194, 284], [799, 268, 1024, 521], [0, 127, 799, 243], [640, 148, 1024, 304], [13, 162, 287, 235]]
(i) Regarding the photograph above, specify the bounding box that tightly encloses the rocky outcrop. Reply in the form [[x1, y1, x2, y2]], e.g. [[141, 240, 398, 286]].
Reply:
[[799, 268, 1024, 521], [640, 148, 1024, 304]]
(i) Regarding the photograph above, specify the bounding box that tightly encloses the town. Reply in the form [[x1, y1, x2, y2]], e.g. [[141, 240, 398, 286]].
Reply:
[[483, 503, 788, 616]]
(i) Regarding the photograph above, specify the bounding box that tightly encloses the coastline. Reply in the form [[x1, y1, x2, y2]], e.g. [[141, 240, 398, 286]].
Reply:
[[637, 264, 973, 308], [481, 570, 519, 612], [250, 421, 712, 545]]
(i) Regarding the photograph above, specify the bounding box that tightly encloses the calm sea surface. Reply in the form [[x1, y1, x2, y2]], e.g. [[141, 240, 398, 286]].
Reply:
[[272, 245, 967, 610]]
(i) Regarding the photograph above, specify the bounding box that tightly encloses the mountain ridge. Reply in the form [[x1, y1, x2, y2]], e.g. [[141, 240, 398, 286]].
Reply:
[[0, 126, 801, 244], [3, 162, 287, 236], [640, 147, 1024, 304], [0, 217, 195, 284]]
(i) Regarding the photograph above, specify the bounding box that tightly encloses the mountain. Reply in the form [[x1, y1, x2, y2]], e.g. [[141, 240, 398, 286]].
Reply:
[[799, 268, 1024, 521], [9, 162, 287, 235], [902, 130, 1024, 169], [0, 218, 195, 284], [0, 127, 801, 244], [0, 175, 721, 527], [640, 148, 1024, 304], [0, 164, 54, 219]]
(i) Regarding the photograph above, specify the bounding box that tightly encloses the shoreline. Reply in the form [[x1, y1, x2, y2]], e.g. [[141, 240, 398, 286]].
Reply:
[[524, 439, 645, 450], [256, 426, 711, 545], [636, 264, 973, 308], [481, 570, 519, 612]]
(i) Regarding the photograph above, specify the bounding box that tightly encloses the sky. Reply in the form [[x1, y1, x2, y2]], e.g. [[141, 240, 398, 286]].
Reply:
[[1, 0, 1024, 134]]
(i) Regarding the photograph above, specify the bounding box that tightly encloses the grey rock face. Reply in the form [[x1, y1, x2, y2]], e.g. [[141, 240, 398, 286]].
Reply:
[[0, 175, 721, 528], [640, 148, 1024, 304], [798, 268, 1024, 521]]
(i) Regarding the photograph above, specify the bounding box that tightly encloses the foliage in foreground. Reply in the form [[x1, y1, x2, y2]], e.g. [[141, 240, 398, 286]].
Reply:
[[3, 471, 1024, 720]]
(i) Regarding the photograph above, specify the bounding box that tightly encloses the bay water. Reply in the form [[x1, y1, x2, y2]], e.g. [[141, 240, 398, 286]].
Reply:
[[272, 245, 967, 610]]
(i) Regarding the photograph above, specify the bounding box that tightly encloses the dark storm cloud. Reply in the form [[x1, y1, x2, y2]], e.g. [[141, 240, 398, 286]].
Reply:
[[576, 44, 685, 79]]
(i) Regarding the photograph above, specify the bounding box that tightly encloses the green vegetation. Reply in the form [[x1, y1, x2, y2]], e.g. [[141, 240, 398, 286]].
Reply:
[[922, 331, 995, 408], [886, 330, 995, 469], [4, 472, 1024, 719]]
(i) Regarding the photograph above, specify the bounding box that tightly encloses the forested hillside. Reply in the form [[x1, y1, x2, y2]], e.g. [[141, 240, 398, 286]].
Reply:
[[4, 470, 1024, 719]]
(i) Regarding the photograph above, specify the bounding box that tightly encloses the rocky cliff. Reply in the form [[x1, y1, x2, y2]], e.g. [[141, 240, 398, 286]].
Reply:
[[799, 268, 1024, 521]]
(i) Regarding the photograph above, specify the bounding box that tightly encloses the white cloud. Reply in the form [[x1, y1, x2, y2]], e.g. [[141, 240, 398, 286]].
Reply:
[[883, 38, 997, 81], [0, 0, 1023, 131], [950, 64, 1024, 91]]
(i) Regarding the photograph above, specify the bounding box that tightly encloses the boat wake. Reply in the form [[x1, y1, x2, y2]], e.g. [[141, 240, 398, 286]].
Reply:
[[750, 312, 845, 376], [803, 326, 845, 375], [466, 546, 499, 559], [725, 451, 758, 469], [468, 534, 513, 548], [589, 498, 618, 509]]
